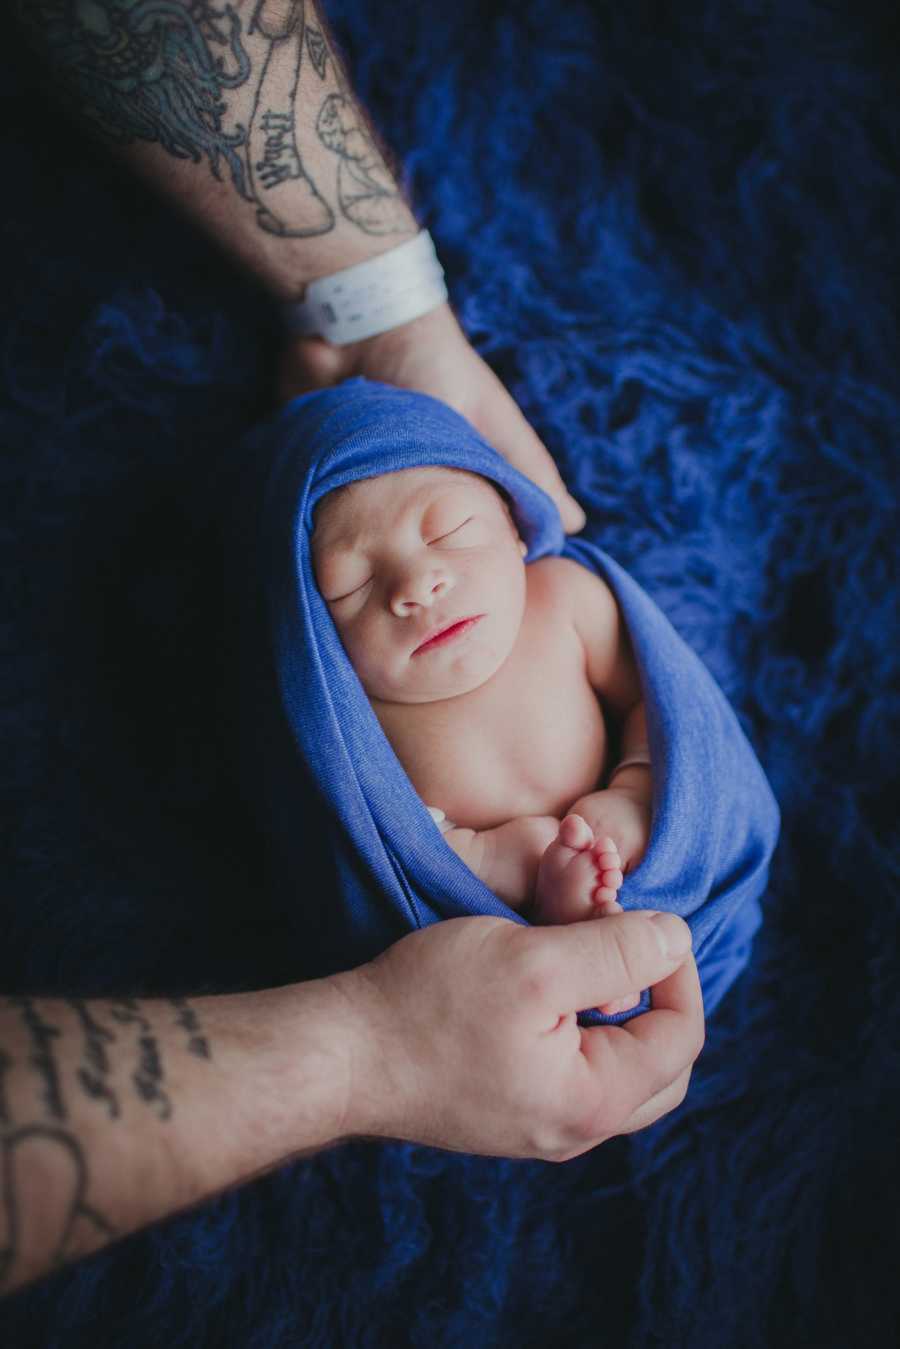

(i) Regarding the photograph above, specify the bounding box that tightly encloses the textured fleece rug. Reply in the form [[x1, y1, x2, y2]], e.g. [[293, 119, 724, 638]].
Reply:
[[1, 1, 898, 1345]]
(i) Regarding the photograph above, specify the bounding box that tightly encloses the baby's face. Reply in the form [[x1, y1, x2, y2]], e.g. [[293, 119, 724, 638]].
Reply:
[[312, 467, 528, 704]]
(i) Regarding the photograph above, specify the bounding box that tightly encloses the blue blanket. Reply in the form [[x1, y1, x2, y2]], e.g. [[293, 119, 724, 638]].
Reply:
[[228, 377, 779, 1022]]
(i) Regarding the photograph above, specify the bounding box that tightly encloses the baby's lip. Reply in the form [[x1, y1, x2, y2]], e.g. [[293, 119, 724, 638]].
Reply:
[[412, 614, 484, 655]]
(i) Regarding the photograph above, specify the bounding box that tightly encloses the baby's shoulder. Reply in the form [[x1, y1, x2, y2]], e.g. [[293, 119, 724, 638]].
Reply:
[[527, 556, 620, 649], [527, 555, 613, 607]]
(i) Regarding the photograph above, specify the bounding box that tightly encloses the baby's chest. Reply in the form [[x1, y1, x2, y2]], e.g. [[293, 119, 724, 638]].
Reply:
[[409, 636, 610, 830]]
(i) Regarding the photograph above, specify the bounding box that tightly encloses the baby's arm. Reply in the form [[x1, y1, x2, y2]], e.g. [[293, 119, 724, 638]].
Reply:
[[442, 816, 560, 909], [570, 701, 653, 874], [548, 559, 653, 872]]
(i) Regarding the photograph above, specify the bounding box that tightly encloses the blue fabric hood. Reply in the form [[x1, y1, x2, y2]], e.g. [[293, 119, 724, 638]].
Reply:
[[226, 376, 780, 1024]]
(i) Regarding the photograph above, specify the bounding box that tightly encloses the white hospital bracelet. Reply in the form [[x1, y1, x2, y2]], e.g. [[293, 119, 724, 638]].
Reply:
[[283, 230, 449, 345]]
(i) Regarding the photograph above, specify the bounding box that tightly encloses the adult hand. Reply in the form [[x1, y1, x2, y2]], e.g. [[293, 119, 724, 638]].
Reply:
[[331, 911, 704, 1162], [277, 303, 587, 534]]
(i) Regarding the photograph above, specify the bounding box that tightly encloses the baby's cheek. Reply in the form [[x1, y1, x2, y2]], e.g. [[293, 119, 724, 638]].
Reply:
[[346, 623, 391, 688]]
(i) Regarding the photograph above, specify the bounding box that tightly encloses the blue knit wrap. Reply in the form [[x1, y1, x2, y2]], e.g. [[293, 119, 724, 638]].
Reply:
[[225, 377, 780, 1023]]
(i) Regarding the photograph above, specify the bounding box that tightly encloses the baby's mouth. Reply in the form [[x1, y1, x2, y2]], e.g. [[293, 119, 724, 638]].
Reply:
[[412, 615, 484, 656]]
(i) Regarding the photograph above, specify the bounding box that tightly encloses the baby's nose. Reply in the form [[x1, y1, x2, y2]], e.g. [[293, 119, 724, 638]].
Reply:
[[390, 567, 451, 614]]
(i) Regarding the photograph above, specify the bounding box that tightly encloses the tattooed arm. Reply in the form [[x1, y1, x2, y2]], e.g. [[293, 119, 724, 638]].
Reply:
[[0, 980, 354, 1296], [15, 0, 415, 292], [0, 917, 701, 1297], [12, 0, 585, 530]]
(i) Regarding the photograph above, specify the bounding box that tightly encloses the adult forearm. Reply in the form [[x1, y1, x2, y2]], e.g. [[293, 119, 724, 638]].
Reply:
[[13, 0, 418, 298], [0, 978, 352, 1296], [1, 918, 706, 1297]]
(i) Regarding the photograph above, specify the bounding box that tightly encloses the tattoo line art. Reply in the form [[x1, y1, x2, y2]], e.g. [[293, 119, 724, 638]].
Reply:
[[247, 0, 334, 235], [1, 1126, 117, 1293], [17, 0, 255, 197], [305, 22, 328, 80], [15, 0, 411, 239], [1, 995, 214, 1288], [316, 92, 415, 236]]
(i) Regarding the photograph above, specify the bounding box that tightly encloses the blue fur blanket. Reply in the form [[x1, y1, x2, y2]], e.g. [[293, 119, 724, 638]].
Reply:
[[1, 1, 897, 1345]]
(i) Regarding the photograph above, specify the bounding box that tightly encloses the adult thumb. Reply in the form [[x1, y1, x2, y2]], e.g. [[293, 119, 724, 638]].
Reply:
[[540, 911, 693, 1013]]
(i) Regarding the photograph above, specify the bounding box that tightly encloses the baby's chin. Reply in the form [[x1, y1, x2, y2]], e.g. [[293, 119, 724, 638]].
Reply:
[[366, 649, 508, 705]]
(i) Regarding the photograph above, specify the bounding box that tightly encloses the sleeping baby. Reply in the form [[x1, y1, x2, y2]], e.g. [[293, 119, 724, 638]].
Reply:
[[311, 463, 654, 1016]]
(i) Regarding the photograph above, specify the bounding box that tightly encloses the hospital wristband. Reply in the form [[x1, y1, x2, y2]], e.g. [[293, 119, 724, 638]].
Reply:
[[283, 230, 449, 346]]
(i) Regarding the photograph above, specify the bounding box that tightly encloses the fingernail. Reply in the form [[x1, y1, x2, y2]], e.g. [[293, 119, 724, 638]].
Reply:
[[649, 913, 692, 959]]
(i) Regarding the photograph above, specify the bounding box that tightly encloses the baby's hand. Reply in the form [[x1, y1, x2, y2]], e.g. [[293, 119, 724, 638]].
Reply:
[[566, 785, 652, 879]]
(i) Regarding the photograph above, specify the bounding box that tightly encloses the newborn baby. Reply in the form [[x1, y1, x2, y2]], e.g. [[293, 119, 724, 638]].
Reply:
[[312, 464, 653, 1015]]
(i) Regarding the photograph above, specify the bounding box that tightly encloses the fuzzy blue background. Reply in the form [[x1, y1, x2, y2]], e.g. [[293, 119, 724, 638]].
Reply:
[[1, 1, 898, 1344]]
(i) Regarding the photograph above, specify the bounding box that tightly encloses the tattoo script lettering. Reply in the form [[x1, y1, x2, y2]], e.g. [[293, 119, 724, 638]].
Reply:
[[1, 994, 213, 1292]]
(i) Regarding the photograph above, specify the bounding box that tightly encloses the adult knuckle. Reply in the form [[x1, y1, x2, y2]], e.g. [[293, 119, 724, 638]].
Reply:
[[510, 936, 557, 1003]]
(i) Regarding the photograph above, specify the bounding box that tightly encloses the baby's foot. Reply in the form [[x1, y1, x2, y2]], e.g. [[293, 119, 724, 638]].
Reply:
[[533, 816, 639, 1014], [533, 815, 622, 923]]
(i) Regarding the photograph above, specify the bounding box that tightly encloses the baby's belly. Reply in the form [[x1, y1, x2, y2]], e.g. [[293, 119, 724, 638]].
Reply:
[[414, 681, 609, 831]]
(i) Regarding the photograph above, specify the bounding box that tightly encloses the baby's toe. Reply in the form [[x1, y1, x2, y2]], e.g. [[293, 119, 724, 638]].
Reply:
[[592, 887, 623, 915], [535, 836, 601, 924], [591, 837, 624, 910]]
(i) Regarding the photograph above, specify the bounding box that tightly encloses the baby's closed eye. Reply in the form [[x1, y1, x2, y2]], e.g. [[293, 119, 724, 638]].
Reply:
[[428, 516, 476, 544], [329, 576, 373, 602]]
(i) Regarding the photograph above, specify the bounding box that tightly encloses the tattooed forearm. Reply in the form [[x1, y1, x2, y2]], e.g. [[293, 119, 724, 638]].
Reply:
[[16, 1, 254, 191], [1, 994, 215, 1294], [107, 999, 182, 1121], [68, 999, 120, 1120], [132, 1032, 172, 1121], [1, 980, 352, 1298], [245, 0, 336, 236], [1, 1126, 119, 1291], [14, 0, 413, 243], [170, 998, 211, 1060], [6, 998, 66, 1122]]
